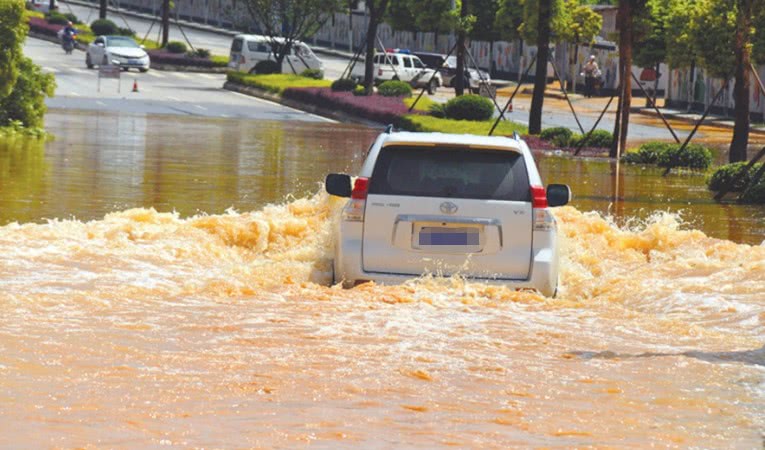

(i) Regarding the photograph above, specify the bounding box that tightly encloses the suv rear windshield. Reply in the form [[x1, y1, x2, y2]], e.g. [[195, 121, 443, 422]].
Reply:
[[231, 38, 243, 52], [369, 145, 531, 201]]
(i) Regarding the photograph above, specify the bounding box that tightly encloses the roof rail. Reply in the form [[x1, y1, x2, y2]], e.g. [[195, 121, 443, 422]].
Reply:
[[512, 131, 520, 141], [384, 124, 394, 134]]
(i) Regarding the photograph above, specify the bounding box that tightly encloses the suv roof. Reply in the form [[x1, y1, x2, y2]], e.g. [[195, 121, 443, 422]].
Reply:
[[381, 132, 522, 152]]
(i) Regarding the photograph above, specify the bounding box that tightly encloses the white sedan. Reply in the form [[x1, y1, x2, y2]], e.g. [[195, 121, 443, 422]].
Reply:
[[86, 35, 150, 72]]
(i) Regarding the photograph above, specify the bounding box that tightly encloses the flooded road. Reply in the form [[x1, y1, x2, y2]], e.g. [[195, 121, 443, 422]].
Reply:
[[0, 110, 764, 447]]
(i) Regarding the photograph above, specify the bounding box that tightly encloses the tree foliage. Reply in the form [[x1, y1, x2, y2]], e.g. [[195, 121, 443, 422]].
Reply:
[[0, 57, 56, 128], [242, 0, 343, 72], [0, 0, 27, 98], [494, 0, 600, 45], [386, 0, 457, 34]]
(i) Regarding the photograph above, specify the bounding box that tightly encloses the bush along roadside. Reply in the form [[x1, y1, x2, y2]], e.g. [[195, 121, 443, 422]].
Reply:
[[707, 162, 765, 203], [536, 126, 614, 153], [623, 141, 713, 170]]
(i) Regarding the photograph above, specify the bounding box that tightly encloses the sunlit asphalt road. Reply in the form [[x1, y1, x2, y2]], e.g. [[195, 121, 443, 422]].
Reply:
[[25, 38, 333, 122]]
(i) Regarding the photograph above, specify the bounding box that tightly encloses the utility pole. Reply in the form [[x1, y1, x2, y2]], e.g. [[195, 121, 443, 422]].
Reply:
[[529, 0, 552, 134]]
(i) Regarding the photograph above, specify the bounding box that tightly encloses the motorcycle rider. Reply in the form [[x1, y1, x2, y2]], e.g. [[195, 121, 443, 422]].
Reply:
[[61, 21, 77, 54]]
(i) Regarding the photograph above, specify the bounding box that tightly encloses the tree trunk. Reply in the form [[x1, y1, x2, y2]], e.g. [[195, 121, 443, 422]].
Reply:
[[99, 0, 107, 19], [455, 0, 468, 96], [729, 0, 752, 163], [363, 1, 388, 93], [161, 0, 170, 47], [529, 0, 552, 135]]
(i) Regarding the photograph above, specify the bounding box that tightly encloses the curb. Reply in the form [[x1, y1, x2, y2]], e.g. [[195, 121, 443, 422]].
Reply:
[[222, 81, 383, 128], [631, 107, 765, 134]]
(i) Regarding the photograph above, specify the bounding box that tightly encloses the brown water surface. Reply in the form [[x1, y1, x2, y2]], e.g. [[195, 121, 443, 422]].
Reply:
[[0, 110, 763, 447]]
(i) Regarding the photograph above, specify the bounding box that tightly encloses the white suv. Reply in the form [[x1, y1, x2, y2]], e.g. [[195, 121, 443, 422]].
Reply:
[[352, 52, 442, 94], [325, 130, 571, 297]]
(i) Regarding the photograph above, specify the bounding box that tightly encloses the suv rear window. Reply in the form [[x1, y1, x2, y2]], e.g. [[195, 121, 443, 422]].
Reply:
[[369, 145, 531, 201], [231, 38, 243, 52]]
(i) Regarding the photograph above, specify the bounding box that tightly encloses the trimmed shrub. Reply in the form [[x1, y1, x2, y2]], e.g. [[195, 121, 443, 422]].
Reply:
[[429, 102, 447, 118], [707, 162, 763, 192], [149, 50, 221, 67], [300, 68, 323, 80], [540, 127, 573, 147], [444, 94, 494, 121], [378, 80, 412, 97], [191, 48, 211, 59], [117, 27, 135, 37], [331, 78, 357, 92], [165, 41, 187, 54], [741, 181, 765, 203], [656, 143, 713, 169], [623, 141, 674, 164], [90, 19, 118, 36], [572, 129, 613, 148], [45, 12, 69, 25], [253, 60, 280, 74], [352, 85, 368, 96]]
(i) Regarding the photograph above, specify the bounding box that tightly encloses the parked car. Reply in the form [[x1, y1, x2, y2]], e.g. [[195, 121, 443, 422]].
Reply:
[[325, 129, 571, 297], [414, 52, 491, 94], [228, 34, 324, 75], [26, 0, 57, 13], [351, 51, 442, 94], [86, 35, 150, 72]]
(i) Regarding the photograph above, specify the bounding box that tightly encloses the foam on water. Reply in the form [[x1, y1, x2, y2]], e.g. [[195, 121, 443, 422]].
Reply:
[[0, 193, 763, 447]]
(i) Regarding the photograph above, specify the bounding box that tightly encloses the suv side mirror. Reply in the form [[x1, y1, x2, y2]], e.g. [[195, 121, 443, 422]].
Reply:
[[547, 184, 571, 207], [325, 173, 352, 197]]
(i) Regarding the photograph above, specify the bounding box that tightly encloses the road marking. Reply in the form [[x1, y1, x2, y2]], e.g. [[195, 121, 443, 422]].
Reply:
[[227, 90, 336, 123], [172, 72, 192, 79], [68, 92, 80, 97], [146, 71, 165, 78], [96, 101, 106, 106], [70, 68, 88, 74], [166, 96, 180, 101], [199, 73, 218, 80], [194, 105, 207, 111]]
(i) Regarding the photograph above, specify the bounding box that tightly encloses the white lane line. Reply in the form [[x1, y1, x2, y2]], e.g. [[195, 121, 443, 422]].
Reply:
[[70, 68, 89, 74], [166, 96, 180, 101], [227, 90, 336, 123], [194, 105, 207, 111], [199, 73, 217, 80], [96, 101, 106, 106], [68, 92, 81, 97], [146, 71, 165, 78], [172, 72, 192, 79]]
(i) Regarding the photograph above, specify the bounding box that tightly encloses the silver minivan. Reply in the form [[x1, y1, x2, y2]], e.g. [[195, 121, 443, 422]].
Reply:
[[325, 130, 571, 297], [228, 34, 324, 74]]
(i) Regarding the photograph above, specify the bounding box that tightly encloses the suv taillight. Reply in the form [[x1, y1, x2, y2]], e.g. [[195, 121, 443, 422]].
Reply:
[[351, 177, 368, 199], [531, 185, 555, 231], [343, 177, 368, 222]]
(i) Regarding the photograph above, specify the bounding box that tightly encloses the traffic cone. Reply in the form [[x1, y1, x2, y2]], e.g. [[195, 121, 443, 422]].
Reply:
[[132, 79, 139, 93]]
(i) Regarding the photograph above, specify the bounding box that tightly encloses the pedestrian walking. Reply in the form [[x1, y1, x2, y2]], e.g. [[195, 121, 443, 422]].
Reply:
[[582, 55, 600, 98]]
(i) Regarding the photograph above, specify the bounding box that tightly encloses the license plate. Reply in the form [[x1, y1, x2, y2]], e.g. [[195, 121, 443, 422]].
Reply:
[[419, 227, 479, 246]]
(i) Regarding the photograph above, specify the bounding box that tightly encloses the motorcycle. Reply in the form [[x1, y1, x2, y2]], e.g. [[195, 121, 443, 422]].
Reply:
[[59, 29, 77, 54]]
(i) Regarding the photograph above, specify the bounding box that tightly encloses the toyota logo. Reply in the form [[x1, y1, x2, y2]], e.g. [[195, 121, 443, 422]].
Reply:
[[440, 201, 458, 214]]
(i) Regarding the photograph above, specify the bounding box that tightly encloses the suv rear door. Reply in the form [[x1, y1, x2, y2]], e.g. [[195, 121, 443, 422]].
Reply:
[[362, 144, 533, 279]]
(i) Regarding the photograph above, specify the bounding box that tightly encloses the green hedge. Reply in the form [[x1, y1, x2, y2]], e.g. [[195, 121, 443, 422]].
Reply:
[[444, 94, 494, 121], [226, 72, 331, 94], [540, 127, 573, 147], [166, 41, 187, 54], [623, 141, 713, 170], [707, 162, 763, 191], [378, 80, 412, 97], [300, 69, 323, 80], [331, 78, 356, 92], [573, 129, 613, 148], [90, 19, 118, 36]]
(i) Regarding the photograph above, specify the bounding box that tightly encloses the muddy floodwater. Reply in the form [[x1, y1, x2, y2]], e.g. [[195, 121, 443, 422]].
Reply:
[[0, 110, 763, 447]]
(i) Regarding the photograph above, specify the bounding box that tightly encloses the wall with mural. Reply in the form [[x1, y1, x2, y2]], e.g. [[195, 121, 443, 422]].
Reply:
[[667, 67, 765, 117], [92, 0, 667, 93]]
